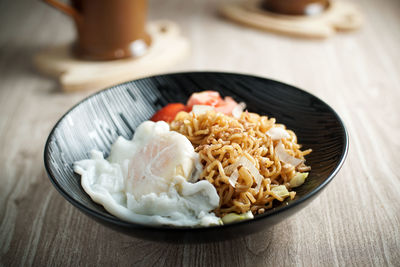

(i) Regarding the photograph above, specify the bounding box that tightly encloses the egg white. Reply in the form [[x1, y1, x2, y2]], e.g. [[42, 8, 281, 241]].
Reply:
[[74, 121, 221, 227]]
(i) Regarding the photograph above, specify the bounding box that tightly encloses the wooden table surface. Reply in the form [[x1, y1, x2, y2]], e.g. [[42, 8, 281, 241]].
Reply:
[[1, 0, 399, 266]]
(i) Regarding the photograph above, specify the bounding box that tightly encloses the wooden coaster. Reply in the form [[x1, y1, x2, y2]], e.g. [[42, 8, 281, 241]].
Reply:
[[220, 0, 363, 38], [34, 20, 189, 92]]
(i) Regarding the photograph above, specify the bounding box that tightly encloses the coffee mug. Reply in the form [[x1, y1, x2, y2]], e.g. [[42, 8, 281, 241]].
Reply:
[[261, 0, 329, 16], [44, 0, 152, 60]]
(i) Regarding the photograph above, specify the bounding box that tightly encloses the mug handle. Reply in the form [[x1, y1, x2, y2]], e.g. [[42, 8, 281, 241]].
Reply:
[[43, 0, 82, 23]]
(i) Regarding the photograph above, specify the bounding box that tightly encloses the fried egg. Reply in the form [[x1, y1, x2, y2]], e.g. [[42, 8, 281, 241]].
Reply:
[[74, 121, 221, 227]]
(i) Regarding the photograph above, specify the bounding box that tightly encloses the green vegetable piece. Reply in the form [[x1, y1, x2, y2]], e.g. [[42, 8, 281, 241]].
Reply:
[[221, 211, 254, 224], [271, 185, 290, 198], [289, 172, 309, 188]]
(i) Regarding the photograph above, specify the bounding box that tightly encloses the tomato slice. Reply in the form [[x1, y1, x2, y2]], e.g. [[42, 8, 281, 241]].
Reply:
[[151, 91, 240, 122], [150, 103, 187, 122], [186, 91, 223, 109]]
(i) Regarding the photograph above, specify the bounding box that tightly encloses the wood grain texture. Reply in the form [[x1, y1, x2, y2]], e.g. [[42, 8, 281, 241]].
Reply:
[[0, 0, 399, 266], [219, 0, 363, 38]]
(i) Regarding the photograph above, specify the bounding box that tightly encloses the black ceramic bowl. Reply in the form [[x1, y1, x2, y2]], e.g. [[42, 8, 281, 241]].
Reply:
[[44, 72, 348, 243]]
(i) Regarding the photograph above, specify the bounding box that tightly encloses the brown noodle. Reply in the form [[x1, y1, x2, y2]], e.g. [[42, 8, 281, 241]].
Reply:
[[170, 110, 311, 217]]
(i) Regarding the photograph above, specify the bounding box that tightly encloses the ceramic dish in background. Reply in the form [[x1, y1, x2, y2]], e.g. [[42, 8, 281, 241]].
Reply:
[[44, 72, 348, 243]]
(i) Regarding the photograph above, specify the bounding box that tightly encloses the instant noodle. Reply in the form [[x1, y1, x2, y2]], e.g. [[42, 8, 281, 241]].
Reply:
[[170, 110, 311, 216]]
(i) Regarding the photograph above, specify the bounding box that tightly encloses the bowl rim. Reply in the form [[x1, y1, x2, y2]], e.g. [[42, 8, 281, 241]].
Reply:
[[44, 71, 349, 232]]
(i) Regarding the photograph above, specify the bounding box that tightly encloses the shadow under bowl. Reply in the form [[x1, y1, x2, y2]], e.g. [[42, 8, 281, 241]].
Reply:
[[44, 71, 348, 243]]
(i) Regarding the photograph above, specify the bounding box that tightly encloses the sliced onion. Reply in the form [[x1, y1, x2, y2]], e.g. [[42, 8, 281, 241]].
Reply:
[[223, 157, 242, 175], [191, 105, 214, 115], [275, 141, 303, 166], [232, 102, 246, 119], [266, 127, 290, 140], [228, 169, 239, 187], [224, 156, 264, 192], [241, 157, 264, 192]]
